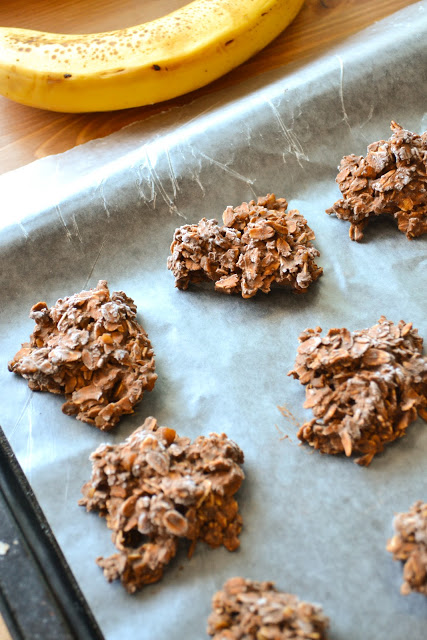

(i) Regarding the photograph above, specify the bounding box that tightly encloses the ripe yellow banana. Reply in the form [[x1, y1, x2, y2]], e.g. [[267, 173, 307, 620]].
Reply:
[[0, 0, 304, 113]]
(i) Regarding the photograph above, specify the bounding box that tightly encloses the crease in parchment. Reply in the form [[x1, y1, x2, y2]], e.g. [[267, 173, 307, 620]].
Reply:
[[134, 158, 157, 207], [336, 54, 352, 133], [359, 104, 375, 130], [140, 148, 184, 217], [83, 236, 107, 290], [96, 179, 112, 219], [10, 389, 33, 440], [147, 147, 182, 216], [167, 147, 204, 202], [55, 203, 86, 251], [267, 99, 309, 168], [18, 222, 30, 240], [193, 148, 257, 198], [71, 212, 84, 244], [55, 204, 73, 243], [358, 104, 376, 143], [165, 147, 180, 198]]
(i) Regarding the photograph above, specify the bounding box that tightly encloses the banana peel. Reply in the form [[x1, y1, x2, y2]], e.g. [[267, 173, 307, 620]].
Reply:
[[0, 0, 304, 113]]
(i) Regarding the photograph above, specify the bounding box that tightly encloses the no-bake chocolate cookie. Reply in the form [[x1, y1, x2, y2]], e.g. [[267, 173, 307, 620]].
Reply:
[[387, 501, 427, 596], [327, 121, 427, 240], [8, 280, 156, 431], [80, 417, 245, 593], [288, 317, 427, 466], [167, 194, 322, 298], [207, 577, 329, 639]]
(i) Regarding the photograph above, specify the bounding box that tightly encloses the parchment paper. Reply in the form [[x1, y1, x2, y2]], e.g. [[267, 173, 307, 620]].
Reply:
[[1, 3, 426, 638]]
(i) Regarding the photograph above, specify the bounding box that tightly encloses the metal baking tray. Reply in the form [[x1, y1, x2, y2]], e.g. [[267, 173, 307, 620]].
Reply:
[[0, 427, 103, 640]]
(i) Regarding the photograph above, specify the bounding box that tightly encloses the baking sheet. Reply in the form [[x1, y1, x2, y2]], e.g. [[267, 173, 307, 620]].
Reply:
[[1, 2, 427, 638]]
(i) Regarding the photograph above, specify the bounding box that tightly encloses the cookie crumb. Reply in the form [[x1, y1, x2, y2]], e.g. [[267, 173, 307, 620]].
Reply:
[[0, 542, 10, 556]]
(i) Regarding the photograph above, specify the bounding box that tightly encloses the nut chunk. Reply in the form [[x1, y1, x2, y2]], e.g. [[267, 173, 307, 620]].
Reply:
[[79, 417, 245, 593], [288, 317, 427, 466], [207, 577, 330, 639], [8, 280, 156, 431], [327, 121, 427, 240], [167, 194, 322, 298], [387, 501, 427, 596]]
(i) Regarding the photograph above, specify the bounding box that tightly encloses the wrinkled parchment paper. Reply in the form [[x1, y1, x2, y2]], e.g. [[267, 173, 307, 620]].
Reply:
[[1, 3, 426, 638]]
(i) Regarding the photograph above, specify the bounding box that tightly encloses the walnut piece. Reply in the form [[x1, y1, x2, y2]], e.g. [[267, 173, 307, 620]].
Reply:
[[8, 280, 157, 431], [288, 317, 427, 466], [327, 121, 427, 240], [79, 417, 245, 593], [207, 577, 329, 639], [387, 501, 427, 596], [167, 194, 323, 298]]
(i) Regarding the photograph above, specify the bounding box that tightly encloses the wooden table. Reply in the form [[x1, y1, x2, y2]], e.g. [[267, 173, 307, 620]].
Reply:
[[0, 0, 418, 175]]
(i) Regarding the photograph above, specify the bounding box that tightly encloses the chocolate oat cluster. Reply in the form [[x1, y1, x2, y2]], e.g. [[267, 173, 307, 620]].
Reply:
[[288, 317, 427, 466], [387, 501, 427, 596], [207, 577, 329, 639], [80, 417, 245, 593], [327, 121, 427, 240], [8, 281, 156, 431], [167, 194, 323, 298]]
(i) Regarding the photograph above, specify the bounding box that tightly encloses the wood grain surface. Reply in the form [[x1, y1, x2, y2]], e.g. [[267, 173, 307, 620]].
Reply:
[[0, 0, 418, 174]]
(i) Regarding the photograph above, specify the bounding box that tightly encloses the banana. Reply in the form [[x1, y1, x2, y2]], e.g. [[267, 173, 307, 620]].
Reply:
[[0, 0, 304, 113]]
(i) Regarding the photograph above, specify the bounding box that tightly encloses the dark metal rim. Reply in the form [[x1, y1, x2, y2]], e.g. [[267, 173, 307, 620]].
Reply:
[[0, 426, 104, 640]]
